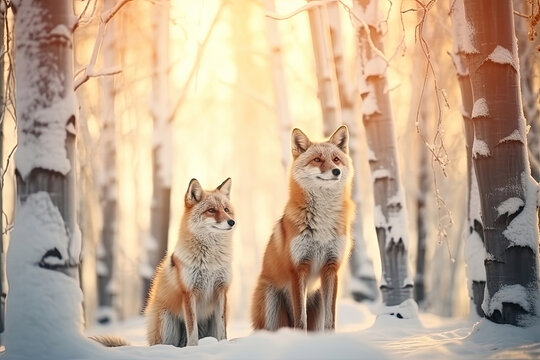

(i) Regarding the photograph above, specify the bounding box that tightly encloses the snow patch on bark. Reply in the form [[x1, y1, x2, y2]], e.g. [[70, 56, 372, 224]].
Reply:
[[367, 148, 377, 162], [460, 104, 470, 119], [503, 173, 539, 252], [471, 98, 489, 118], [364, 56, 387, 77], [450, 0, 479, 54], [497, 197, 524, 218], [353, 0, 383, 28], [464, 230, 486, 290], [485, 45, 517, 71], [362, 84, 381, 116], [372, 168, 391, 181], [472, 138, 490, 159], [499, 129, 524, 144], [482, 284, 532, 316]]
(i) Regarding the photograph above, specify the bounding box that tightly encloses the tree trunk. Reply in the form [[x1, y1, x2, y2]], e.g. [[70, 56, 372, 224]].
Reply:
[[0, 2, 6, 344], [354, 0, 413, 308], [464, 0, 539, 326], [326, 1, 377, 302], [264, 0, 292, 173], [307, 0, 340, 135], [449, 0, 486, 317], [514, 0, 540, 182], [96, 0, 119, 324], [7, 0, 85, 355], [142, 0, 172, 307]]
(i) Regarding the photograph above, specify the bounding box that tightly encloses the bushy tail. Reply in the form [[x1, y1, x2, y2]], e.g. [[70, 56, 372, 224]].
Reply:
[[89, 335, 130, 347]]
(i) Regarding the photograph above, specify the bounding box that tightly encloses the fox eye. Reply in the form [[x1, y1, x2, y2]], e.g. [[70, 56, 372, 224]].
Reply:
[[207, 208, 216, 214], [224, 208, 230, 214], [333, 157, 340, 163], [313, 157, 322, 163]]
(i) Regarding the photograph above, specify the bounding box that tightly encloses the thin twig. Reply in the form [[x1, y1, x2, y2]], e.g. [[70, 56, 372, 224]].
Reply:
[[74, 0, 133, 91], [168, 0, 228, 121]]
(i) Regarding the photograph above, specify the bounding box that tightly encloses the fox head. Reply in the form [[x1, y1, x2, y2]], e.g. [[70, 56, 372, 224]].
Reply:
[[184, 178, 236, 234], [290, 125, 351, 191]]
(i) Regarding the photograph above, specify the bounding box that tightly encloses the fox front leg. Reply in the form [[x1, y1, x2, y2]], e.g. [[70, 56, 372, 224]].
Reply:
[[215, 288, 227, 341], [183, 293, 199, 346], [321, 263, 338, 331], [291, 263, 309, 331]]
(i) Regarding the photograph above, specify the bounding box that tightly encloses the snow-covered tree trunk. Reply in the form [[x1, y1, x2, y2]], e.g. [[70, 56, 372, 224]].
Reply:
[[264, 0, 292, 173], [6, 0, 89, 356], [449, 0, 486, 318], [0, 1, 6, 343], [96, 0, 119, 324], [514, 0, 540, 182], [354, 0, 414, 309], [326, 1, 377, 302], [307, 0, 340, 135], [142, 0, 172, 306], [463, 0, 539, 326]]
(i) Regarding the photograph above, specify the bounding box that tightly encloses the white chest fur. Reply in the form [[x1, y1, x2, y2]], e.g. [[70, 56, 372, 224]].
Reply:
[[289, 191, 347, 284]]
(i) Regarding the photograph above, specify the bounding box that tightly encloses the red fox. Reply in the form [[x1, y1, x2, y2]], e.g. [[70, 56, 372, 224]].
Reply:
[[145, 178, 235, 347], [251, 125, 353, 332]]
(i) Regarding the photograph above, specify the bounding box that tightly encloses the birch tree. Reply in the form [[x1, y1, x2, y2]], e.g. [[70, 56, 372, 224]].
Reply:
[[142, 0, 172, 305], [353, 0, 414, 312], [264, 0, 292, 173], [463, 0, 539, 326], [449, 0, 486, 317], [514, 0, 540, 182], [0, 1, 6, 344], [6, 0, 85, 356], [95, 0, 119, 324], [325, 1, 377, 302]]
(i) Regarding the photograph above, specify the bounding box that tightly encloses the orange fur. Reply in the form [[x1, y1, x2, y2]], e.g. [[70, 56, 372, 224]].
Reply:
[[251, 126, 354, 332], [146, 178, 235, 346]]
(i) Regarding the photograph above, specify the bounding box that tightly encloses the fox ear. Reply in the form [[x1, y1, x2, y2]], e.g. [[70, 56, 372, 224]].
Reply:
[[217, 177, 232, 198], [328, 125, 349, 153], [185, 178, 203, 205], [291, 128, 311, 158]]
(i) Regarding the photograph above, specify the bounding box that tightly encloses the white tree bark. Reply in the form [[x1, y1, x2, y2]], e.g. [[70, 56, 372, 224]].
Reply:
[[463, 0, 539, 326], [96, 0, 119, 324], [326, 1, 377, 302], [449, 0, 486, 318], [142, 0, 172, 306], [6, 0, 87, 356], [264, 0, 292, 173], [354, 0, 414, 309]]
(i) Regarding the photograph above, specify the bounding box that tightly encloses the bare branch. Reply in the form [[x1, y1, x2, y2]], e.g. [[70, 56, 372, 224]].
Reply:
[[265, 0, 336, 20], [168, 0, 228, 121], [73, 0, 98, 31], [74, 0, 133, 91]]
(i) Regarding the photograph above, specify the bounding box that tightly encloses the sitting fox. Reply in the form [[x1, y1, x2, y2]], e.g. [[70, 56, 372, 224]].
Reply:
[[146, 178, 235, 347], [251, 126, 353, 332]]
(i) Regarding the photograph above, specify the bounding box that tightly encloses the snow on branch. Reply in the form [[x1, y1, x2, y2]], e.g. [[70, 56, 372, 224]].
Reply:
[[73, 0, 133, 91]]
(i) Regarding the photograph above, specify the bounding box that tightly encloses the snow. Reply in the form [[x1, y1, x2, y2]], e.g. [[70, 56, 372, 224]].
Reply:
[[472, 138, 490, 159], [482, 284, 532, 316], [502, 173, 540, 251], [361, 84, 381, 116], [496, 197, 524, 218], [364, 56, 387, 78], [498, 129, 524, 144], [486, 45, 517, 71], [450, 0, 479, 55], [464, 230, 486, 286], [353, 0, 382, 29], [367, 148, 377, 162], [50, 24, 72, 40], [81, 299, 540, 360], [471, 98, 489, 118], [372, 168, 391, 181], [14, 1, 77, 179]]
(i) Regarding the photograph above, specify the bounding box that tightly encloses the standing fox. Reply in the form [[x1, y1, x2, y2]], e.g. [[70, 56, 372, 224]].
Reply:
[[251, 126, 353, 332], [146, 178, 235, 347]]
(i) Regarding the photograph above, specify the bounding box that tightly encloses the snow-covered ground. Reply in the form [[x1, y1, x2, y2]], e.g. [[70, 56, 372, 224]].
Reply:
[[84, 299, 540, 360]]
